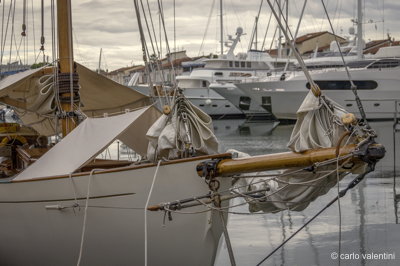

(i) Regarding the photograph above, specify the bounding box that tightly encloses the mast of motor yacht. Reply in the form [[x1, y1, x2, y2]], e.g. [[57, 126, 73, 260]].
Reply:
[[57, 0, 78, 136], [356, 0, 363, 59], [220, 0, 224, 54], [97, 48, 102, 74]]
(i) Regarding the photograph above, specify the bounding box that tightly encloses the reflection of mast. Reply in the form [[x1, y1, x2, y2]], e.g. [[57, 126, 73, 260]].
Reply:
[[57, 0, 78, 136], [357, 181, 366, 266], [301, 213, 320, 266], [279, 212, 286, 266]]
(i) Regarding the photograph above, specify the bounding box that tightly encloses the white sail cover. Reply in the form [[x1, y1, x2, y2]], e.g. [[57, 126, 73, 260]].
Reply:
[[287, 90, 347, 152], [146, 98, 219, 160], [14, 106, 160, 180], [0, 63, 152, 136]]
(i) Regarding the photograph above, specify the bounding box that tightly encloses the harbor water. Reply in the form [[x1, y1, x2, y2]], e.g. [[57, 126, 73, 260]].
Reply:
[[214, 120, 400, 266]]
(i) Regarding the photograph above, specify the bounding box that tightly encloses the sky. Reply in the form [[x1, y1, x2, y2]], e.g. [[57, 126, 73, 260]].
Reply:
[[0, 0, 398, 71]]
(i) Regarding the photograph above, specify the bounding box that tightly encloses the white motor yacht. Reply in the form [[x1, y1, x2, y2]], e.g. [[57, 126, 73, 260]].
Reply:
[[176, 27, 290, 119], [236, 54, 400, 120]]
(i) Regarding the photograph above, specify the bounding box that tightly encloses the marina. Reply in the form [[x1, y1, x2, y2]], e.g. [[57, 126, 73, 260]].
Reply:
[[0, 0, 399, 265]]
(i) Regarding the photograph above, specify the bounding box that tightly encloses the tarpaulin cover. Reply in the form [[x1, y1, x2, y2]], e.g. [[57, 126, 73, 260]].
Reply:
[[14, 106, 160, 180]]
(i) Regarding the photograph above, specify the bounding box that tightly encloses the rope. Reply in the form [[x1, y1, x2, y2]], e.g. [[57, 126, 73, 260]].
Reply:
[[76, 169, 101, 266], [144, 160, 161, 266], [68, 172, 79, 206]]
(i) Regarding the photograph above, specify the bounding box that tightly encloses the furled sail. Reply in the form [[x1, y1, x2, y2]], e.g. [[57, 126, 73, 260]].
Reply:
[[0, 63, 152, 136], [146, 96, 219, 160]]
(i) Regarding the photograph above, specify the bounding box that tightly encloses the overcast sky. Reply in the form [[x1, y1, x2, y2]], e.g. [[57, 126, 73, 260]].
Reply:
[[1, 0, 398, 71]]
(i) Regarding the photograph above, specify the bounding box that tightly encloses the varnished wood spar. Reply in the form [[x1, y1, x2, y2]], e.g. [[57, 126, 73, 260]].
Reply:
[[57, 0, 76, 136], [215, 144, 357, 176]]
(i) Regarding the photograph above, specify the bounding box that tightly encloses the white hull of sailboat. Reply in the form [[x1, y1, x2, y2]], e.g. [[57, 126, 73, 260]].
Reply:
[[0, 157, 229, 266]]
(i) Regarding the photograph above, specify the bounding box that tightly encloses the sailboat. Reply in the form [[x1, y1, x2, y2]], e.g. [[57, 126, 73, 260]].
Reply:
[[0, 1, 385, 265]]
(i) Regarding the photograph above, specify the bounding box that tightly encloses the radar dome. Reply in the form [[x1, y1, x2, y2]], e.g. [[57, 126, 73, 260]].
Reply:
[[236, 27, 243, 35]]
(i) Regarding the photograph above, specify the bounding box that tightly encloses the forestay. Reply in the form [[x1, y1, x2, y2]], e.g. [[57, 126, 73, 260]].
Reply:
[[14, 106, 160, 180]]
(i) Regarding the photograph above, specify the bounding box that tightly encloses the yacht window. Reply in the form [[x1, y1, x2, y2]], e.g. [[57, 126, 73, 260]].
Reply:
[[229, 61, 233, 67], [347, 60, 375, 69], [247, 62, 251, 68], [367, 59, 400, 69], [241, 61, 246, 68], [212, 104, 218, 107], [202, 81, 207, 87], [235, 61, 240, 67], [214, 72, 223, 76], [306, 80, 378, 90]]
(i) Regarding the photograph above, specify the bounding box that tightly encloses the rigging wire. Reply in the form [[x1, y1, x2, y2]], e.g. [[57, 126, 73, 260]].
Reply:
[[156, 0, 177, 87], [144, 0, 160, 58], [320, 0, 371, 129], [0, 0, 4, 74], [139, 0, 168, 100], [198, 0, 216, 56], [8, 0, 15, 67], [30, 0, 37, 63], [40, 0, 45, 62], [248, 0, 264, 51], [260, 0, 275, 51], [267, 0, 320, 96], [283, 0, 308, 72]]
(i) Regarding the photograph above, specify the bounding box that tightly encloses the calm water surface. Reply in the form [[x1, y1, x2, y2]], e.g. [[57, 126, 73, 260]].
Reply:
[[213, 120, 400, 266]]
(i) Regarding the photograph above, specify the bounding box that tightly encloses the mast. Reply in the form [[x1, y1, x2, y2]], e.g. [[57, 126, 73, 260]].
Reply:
[[356, 0, 363, 59], [57, 0, 78, 136], [219, 0, 223, 55], [98, 48, 102, 74], [277, 0, 282, 58]]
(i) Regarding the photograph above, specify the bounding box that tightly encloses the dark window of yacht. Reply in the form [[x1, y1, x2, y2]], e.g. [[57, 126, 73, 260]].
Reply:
[[347, 60, 375, 69], [241, 61, 246, 68], [214, 72, 223, 76], [235, 61, 240, 67], [229, 61, 233, 67], [202, 80, 207, 87], [306, 80, 378, 90], [247, 62, 251, 68], [239, 96, 251, 110], [367, 59, 400, 69]]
